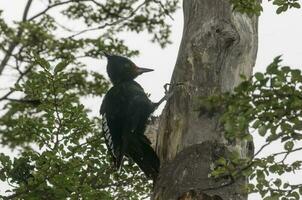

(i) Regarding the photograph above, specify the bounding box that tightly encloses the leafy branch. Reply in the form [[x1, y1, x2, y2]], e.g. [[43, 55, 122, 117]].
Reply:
[[0, 57, 150, 199], [199, 56, 302, 199]]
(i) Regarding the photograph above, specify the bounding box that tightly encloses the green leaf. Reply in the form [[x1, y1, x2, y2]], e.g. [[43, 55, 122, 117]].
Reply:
[[273, 0, 286, 6], [299, 187, 302, 195], [267, 59, 279, 74], [258, 125, 267, 136], [281, 123, 291, 132], [291, 69, 301, 82], [283, 183, 290, 189], [273, 0, 284, 6], [54, 61, 69, 74], [267, 156, 274, 163], [273, 178, 282, 187], [254, 72, 265, 81], [281, 66, 290, 73], [284, 141, 294, 151], [292, 161, 302, 169], [34, 55, 51, 70], [288, 191, 300, 200], [252, 120, 261, 129], [264, 195, 279, 200], [276, 7, 283, 14], [276, 5, 288, 14], [292, 2, 301, 8], [216, 157, 227, 166]]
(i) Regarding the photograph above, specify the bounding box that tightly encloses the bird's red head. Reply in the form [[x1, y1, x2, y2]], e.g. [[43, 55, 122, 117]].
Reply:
[[103, 53, 153, 85]]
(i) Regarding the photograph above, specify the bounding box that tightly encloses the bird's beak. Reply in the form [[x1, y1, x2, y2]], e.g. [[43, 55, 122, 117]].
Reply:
[[136, 67, 154, 75]]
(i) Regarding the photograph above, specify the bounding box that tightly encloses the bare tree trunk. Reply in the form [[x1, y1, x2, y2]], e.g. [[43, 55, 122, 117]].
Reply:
[[154, 0, 258, 199]]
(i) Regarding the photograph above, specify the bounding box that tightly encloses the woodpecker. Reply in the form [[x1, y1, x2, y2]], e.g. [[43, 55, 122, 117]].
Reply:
[[100, 53, 166, 180]]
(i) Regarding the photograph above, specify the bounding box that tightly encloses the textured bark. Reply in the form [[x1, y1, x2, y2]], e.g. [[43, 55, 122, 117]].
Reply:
[[145, 117, 159, 149], [154, 0, 258, 199]]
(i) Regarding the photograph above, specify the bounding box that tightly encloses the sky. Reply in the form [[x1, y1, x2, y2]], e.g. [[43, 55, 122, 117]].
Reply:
[[0, 0, 302, 199]]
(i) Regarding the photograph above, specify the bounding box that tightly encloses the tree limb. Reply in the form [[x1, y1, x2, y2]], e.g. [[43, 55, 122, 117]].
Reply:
[[0, 0, 33, 75]]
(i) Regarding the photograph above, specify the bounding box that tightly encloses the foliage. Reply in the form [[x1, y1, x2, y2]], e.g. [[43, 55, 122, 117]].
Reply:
[[0, 57, 152, 199], [229, 0, 301, 15], [199, 57, 302, 200], [0, 0, 179, 199], [1, 0, 300, 199]]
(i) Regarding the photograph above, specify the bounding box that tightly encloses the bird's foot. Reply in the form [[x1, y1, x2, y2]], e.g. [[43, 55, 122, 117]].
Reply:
[[155, 82, 184, 107]]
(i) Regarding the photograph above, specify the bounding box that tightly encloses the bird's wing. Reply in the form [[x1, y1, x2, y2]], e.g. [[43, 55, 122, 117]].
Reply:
[[125, 95, 153, 135], [100, 86, 127, 168], [100, 81, 157, 172], [123, 82, 155, 135], [121, 82, 159, 178], [101, 113, 114, 155]]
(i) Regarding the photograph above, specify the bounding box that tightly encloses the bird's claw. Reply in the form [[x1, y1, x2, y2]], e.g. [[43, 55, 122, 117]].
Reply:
[[163, 83, 170, 93], [163, 82, 184, 94], [155, 82, 184, 108]]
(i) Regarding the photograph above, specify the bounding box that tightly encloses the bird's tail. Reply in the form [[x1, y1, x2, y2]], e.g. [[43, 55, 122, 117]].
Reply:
[[125, 134, 160, 180]]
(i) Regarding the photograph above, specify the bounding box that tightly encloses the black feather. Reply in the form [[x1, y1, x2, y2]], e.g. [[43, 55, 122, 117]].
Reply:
[[100, 81, 159, 179]]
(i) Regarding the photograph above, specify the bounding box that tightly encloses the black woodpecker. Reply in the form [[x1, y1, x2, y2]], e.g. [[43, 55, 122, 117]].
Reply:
[[100, 53, 163, 180]]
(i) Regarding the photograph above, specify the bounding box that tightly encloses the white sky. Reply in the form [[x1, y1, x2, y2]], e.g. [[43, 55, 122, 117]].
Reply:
[[0, 1, 302, 199]]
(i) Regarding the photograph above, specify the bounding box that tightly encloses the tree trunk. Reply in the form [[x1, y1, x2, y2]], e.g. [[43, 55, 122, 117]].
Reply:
[[154, 0, 258, 199]]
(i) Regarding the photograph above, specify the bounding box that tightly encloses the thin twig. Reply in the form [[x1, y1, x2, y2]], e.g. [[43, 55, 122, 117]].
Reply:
[[272, 147, 302, 157], [67, 0, 148, 38], [0, 65, 33, 102], [28, 0, 91, 21], [153, 0, 174, 20], [253, 142, 271, 159]]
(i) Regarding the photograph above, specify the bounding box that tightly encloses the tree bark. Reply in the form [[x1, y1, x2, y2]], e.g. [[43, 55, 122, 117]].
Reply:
[[154, 0, 258, 199]]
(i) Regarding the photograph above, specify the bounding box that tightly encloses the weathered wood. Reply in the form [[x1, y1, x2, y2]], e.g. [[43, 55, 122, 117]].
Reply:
[[154, 0, 258, 199]]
